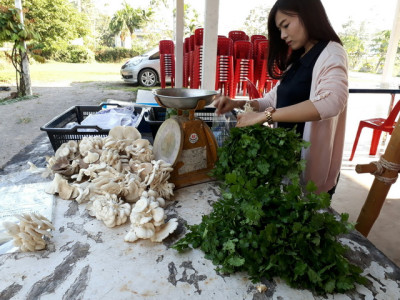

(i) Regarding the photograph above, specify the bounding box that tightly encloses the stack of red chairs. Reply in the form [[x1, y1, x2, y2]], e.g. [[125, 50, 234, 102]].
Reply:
[[257, 40, 279, 94], [228, 30, 248, 43], [191, 28, 204, 89], [253, 38, 268, 85], [250, 34, 267, 44], [232, 40, 254, 98], [188, 35, 195, 88], [159, 40, 175, 88], [183, 37, 190, 88], [215, 37, 234, 97]]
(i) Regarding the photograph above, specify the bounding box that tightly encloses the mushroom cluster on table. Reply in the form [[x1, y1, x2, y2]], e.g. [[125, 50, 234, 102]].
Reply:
[[3, 213, 55, 252], [41, 126, 178, 244]]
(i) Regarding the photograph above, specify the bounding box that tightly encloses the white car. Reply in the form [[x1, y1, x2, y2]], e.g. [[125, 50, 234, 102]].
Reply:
[[121, 48, 171, 87]]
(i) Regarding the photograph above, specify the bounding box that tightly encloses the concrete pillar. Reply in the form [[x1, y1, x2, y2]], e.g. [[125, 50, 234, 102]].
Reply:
[[201, 0, 219, 91], [175, 0, 184, 88], [381, 0, 400, 87]]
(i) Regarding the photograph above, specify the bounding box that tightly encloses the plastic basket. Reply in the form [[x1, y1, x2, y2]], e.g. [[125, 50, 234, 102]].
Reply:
[[144, 107, 236, 146], [41, 103, 147, 151]]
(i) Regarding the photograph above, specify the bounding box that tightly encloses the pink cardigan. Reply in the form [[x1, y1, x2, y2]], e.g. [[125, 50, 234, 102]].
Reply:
[[256, 41, 348, 193]]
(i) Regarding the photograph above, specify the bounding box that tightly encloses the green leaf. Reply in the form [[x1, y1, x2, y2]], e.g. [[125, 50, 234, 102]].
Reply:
[[222, 239, 238, 253], [307, 267, 321, 283], [305, 181, 317, 192], [227, 256, 245, 267], [294, 261, 307, 276], [225, 172, 237, 184], [336, 279, 354, 291], [324, 279, 336, 294]]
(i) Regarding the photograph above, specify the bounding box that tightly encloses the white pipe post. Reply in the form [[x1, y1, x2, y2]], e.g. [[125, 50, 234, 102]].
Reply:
[[201, 0, 219, 91], [175, 0, 184, 88], [381, 0, 400, 88]]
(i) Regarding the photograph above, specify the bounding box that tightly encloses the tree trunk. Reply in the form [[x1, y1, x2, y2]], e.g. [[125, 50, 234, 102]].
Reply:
[[18, 48, 32, 96], [15, 0, 32, 97]]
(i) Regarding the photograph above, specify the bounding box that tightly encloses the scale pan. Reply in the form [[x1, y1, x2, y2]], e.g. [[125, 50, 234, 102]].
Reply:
[[153, 88, 218, 109]]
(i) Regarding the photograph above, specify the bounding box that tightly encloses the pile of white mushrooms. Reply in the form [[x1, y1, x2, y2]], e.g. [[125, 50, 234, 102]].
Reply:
[[42, 126, 178, 244]]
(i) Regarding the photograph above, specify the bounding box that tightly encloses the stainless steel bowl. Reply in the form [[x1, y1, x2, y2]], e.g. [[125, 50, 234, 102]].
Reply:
[[153, 88, 218, 109]]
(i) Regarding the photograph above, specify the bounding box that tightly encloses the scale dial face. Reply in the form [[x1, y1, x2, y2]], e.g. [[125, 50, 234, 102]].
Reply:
[[153, 118, 183, 165]]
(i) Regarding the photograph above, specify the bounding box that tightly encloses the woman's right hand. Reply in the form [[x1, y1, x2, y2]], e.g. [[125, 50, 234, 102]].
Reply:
[[213, 95, 236, 115]]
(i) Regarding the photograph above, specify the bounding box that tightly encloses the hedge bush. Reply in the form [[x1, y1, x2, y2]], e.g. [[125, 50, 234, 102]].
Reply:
[[51, 45, 95, 63], [94, 47, 141, 63]]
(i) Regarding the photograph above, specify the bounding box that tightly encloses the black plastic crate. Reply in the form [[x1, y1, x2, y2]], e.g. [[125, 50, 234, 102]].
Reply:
[[144, 107, 236, 146], [41, 103, 148, 151]]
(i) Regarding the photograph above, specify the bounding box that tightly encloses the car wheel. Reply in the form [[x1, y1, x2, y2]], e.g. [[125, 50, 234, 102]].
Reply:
[[138, 69, 158, 87]]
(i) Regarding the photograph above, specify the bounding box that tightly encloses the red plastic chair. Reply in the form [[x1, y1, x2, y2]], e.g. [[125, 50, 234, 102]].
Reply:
[[183, 37, 190, 88], [257, 41, 279, 94], [245, 77, 260, 100], [349, 100, 400, 161], [232, 41, 254, 98], [253, 40, 268, 85], [191, 28, 204, 89], [250, 34, 267, 44], [215, 37, 234, 96], [159, 40, 175, 88], [228, 30, 247, 43], [188, 35, 195, 88]]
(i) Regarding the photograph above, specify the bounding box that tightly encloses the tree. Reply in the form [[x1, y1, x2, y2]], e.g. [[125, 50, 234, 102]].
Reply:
[[339, 20, 367, 70], [243, 5, 270, 37], [3, 0, 91, 59], [182, 3, 201, 36], [109, 2, 154, 48], [0, 5, 41, 96], [370, 30, 394, 73], [109, 10, 129, 46]]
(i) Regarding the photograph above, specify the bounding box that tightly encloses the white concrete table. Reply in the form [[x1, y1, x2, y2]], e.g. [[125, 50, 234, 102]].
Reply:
[[0, 136, 400, 299]]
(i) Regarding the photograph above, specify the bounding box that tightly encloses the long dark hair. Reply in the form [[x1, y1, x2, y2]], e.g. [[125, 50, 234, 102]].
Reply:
[[267, 0, 342, 79]]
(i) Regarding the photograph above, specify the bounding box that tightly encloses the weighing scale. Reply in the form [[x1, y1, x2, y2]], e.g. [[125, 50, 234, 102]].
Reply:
[[152, 88, 219, 188]]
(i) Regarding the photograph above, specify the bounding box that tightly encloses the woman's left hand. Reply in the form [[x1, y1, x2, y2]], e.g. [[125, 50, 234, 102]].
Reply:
[[236, 112, 266, 127]]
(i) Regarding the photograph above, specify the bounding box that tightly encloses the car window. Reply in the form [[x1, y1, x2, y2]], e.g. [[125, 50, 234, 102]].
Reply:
[[149, 51, 160, 60]]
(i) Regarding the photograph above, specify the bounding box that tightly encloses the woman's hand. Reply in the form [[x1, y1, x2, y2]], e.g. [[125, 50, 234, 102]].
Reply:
[[236, 112, 266, 127], [213, 95, 237, 115]]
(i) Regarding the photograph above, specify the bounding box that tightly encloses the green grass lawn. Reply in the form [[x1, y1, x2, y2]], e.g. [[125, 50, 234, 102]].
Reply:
[[1, 60, 396, 90], [0, 61, 125, 84]]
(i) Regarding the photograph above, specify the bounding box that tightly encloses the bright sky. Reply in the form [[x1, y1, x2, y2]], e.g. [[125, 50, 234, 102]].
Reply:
[[95, 0, 398, 35]]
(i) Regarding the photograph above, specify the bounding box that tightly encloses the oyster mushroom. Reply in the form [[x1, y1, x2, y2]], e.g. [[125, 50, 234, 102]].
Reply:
[[125, 139, 154, 162], [152, 207, 165, 223], [27, 161, 47, 174], [79, 136, 104, 156], [134, 223, 155, 239], [150, 218, 178, 242], [50, 156, 77, 176], [120, 175, 145, 203], [130, 162, 153, 181], [54, 140, 79, 159], [132, 197, 149, 213], [109, 126, 141, 141], [124, 230, 138, 242], [46, 173, 77, 200], [3, 212, 54, 252], [87, 194, 131, 228], [83, 151, 100, 164]]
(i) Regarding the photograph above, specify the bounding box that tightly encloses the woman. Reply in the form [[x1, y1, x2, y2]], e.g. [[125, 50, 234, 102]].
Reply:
[[214, 0, 348, 195]]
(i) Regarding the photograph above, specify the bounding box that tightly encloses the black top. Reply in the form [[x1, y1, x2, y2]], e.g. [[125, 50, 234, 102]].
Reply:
[[276, 41, 328, 135]]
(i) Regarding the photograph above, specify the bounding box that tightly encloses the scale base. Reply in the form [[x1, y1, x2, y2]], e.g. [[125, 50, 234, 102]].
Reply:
[[169, 168, 216, 189]]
